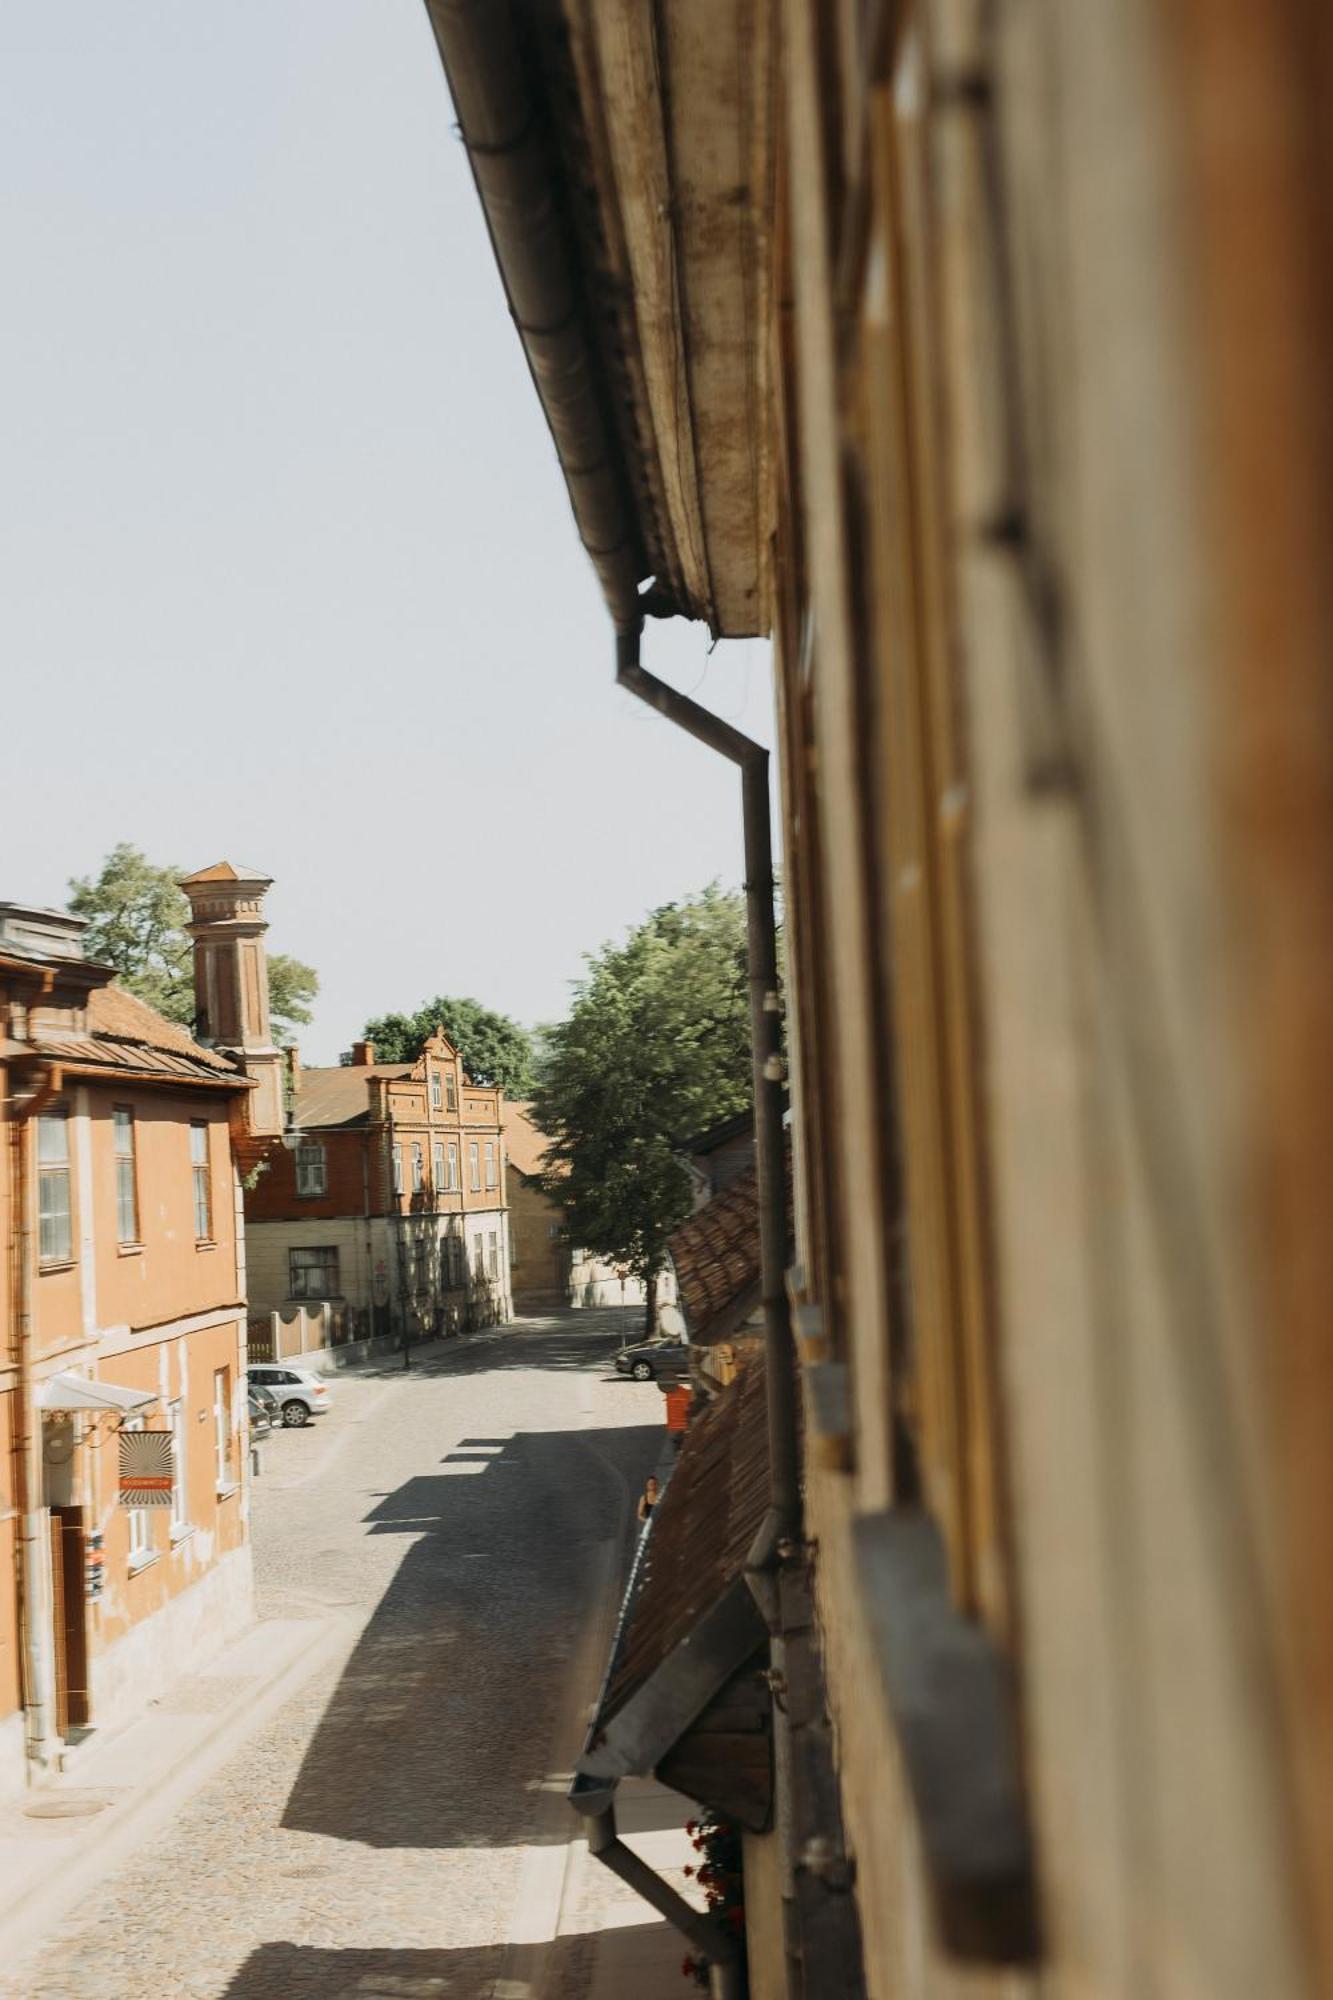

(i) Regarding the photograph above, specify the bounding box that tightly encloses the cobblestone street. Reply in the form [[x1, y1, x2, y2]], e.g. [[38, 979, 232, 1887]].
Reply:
[[1, 1311, 672, 1999]]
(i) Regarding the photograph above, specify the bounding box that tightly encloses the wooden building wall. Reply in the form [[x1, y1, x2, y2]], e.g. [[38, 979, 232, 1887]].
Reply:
[[774, 3, 1333, 1994]]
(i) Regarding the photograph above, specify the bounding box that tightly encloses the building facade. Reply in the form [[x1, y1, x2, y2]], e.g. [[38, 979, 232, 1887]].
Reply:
[[242, 1035, 513, 1341], [432, 4, 1333, 1995], [0, 902, 254, 1798]]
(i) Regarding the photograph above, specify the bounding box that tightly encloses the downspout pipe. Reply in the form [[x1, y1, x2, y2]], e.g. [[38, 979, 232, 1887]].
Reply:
[[616, 621, 801, 1559], [12, 1058, 64, 1774]]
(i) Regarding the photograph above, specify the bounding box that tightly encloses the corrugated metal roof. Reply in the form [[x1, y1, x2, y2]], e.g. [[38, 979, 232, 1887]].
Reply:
[[599, 1351, 769, 1725], [86, 986, 235, 1068], [29, 983, 246, 1088]]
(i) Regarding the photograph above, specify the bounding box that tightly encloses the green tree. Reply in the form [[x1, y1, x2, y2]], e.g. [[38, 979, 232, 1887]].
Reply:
[[356, 996, 534, 1096], [67, 844, 317, 1041], [533, 885, 753, 1332]]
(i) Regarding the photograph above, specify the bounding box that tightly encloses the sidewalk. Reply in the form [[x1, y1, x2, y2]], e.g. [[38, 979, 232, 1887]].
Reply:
[[0, 1611, 352, 1968]]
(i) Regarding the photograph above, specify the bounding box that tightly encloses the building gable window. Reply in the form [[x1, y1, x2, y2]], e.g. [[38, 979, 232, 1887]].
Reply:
[[295, 1140, 327, 1197], [113, 1106, 139, 1245], [445, 1072, 458, 1112], [190, 1121, 212, 1241], [430, 1070, 442, 1110], [289, 1246, 340, 1299], [37, 1110, 72, 1264]]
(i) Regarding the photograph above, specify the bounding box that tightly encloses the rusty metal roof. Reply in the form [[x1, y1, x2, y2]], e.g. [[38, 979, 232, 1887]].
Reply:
[[600, 1349, 770, 1729], [32, 985, 246, 1089]]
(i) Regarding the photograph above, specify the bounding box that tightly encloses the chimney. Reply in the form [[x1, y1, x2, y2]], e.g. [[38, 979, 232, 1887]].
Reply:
[[179, 861, 284, 1137], [351, 1040, 376, 1067], [285, 1045, 302, 1094]]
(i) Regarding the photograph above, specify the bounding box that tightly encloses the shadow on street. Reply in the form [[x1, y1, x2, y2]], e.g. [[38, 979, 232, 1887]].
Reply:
[[279, 1419, 661, 1850]]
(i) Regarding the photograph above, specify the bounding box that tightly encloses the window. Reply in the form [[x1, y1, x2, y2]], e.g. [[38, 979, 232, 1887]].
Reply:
[[488, 1230, 499, 1279], [113, 1106, 139, 1244], [289, 1247, 340, 1299], [190, 1121, 212, 1240], [392, 1145, 403, 1195], [484, 1141, 497, 1189], [445, 1071, 457, 1112], [430, 1070, 442, 1110], [213, 1368, 234, 1490], [37, 1111, 72, 1264], [411, 1143, 425, 1192], [125, 1414, 154, 1567], [169, 1398, 188, 1536], [469, 1141, 480, 1192], [433, 1142, 445, 1191], [447, 1142, 459, 1191], [295, 1140, 327, 1197]]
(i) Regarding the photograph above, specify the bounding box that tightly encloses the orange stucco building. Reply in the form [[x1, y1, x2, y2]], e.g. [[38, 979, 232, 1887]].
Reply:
[[1, 900, 254, 1796]]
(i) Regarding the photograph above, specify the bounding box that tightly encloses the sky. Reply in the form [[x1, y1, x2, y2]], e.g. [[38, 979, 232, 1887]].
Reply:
[[0, 2, 774, 1064]]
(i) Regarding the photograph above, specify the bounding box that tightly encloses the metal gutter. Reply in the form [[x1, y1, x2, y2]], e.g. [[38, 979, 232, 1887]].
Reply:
[[422, 0, 651, 632], [616, 621, 801, 1557]]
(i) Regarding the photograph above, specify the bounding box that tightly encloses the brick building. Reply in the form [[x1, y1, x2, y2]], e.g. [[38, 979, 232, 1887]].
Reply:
[[0, 900, 254, 1798]]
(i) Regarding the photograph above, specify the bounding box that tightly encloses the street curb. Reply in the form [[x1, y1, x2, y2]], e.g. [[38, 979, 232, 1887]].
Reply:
[[0, 1610, 357, 1975]]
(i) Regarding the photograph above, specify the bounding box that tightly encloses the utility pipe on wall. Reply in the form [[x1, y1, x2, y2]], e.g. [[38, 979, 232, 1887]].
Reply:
[[12, 1058, 63, 1774], [616, 622, 801, 1552]]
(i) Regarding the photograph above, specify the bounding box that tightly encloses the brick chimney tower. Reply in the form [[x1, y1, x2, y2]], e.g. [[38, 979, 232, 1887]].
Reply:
[[179, 861, 285, 1136]]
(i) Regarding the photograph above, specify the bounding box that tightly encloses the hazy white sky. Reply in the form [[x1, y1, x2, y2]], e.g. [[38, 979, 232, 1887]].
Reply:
[[1, 2, 773, 1063]]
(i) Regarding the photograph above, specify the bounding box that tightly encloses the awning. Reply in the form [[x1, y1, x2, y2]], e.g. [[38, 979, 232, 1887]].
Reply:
[[37, 1371, 157, 1414]]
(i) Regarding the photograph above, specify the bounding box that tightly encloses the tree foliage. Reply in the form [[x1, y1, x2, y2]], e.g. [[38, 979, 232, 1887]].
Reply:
[[533, 885, 753, 1319], [67, 844, 317, 1041], [357, 995, 535, 1096]]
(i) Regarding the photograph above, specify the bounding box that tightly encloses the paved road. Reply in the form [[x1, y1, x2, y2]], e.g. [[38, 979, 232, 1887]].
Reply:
[[4, 1311, 665, 1999]]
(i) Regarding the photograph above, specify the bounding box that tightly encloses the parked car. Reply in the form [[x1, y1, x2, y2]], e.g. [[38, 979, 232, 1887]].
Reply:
[[613, 1336, 690, 1383], [247, 1363, 331, 1427], [247, 1382, 280, 1435]]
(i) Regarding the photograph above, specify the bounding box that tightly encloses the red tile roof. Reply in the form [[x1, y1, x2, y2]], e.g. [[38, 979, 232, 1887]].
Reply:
[[668, 1144, 792, 1342], [501, 1101, 558, 1179]]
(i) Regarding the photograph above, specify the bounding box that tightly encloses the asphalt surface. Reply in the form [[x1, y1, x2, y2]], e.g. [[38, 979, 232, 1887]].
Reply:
[[4, 1310, 665, 1999]]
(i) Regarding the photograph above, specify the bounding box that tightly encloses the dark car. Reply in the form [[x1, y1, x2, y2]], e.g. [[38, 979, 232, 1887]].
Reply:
[[613, 1336, 690, 1383], [247, 1382, 280, 1435]]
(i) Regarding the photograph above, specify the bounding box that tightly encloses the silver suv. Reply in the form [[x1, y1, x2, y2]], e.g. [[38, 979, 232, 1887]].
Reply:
[[247, 1364, 331, 1428]]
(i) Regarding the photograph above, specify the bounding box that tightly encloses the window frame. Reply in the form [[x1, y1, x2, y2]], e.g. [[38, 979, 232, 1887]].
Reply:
[[445, 1072, 458, 1112], [190, 1120, 212, 1242], [37, 1110, 73, 1266], [430, 1070, 442, 1110], [288, 1246, 340, 1301], [468, 1141, 480, 1192], [112, 1104, 140, 1246], [295, 1139, 327, 1198], [411, 1142, 425, 1193]]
